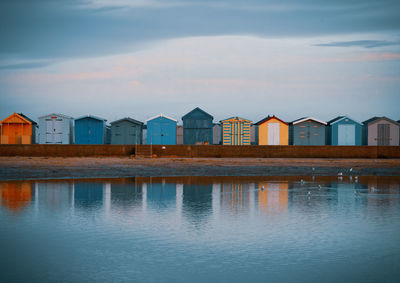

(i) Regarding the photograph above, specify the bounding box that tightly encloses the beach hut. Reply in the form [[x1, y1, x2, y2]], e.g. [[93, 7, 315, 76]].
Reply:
[[362, 117, 400, 146], [176, 126, 183, 145], [0, 113, 37, 144], [289, 117, 327, 145], [146, 114, 177, 145], [38, 113, 74, 144], [110, 117, 143, 145], [74, 115, 107, 144], [213, 123, 221, 145], [327, 116, 362, 145], [220, 117, 252, 145], [182, 107, 213, 145], [255, 115, 289, 145]]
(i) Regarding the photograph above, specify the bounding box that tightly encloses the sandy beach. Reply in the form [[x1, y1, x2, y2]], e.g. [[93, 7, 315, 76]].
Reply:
[[0, 157, 399, 180]]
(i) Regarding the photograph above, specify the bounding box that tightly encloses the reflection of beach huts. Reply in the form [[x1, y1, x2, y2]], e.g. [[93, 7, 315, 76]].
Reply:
[[257, 182, 288, 213], [289, 117, 327, 145], [363, 117, 400, 146], [0, 113, 37, 144], [327, 116, 363, 145], [255, 115, 289, 145], [110, 117, 143, 145], [74, 115, 108, 144], [0, 182, 32, 212], [146, 114, 177, 145], [38, 113, 74, 144], [220, 117, 252, 145], [182, 107, 213, 145], [213, 123, 221, 145], [146, 182, 176, 208], [74, 182, 103, 207]]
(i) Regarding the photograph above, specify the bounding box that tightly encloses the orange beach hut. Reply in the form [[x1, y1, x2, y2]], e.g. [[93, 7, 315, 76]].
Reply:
[[255, 115, 288, 145], [0, 113, 37, 144]]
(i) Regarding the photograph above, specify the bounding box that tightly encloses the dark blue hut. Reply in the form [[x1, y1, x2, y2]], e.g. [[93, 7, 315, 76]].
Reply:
[[74, 115, 107, 144], [327, 116, 362, 145], [182, 107, 213, 145], [289, 117, 327, 145], [146, 114, 177, 145]]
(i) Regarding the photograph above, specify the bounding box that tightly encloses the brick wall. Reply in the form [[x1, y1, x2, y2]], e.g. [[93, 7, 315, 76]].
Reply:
[[0, 144, 399, 158]]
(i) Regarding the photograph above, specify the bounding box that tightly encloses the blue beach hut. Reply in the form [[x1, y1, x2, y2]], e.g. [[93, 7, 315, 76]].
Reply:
[[146, 114, 177, 145], [74, 115, 107, 144], [327, 116, 362, 145], [182, 107, 213, 145]]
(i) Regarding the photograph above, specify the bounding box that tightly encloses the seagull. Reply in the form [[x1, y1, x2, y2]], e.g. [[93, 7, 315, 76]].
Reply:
[[370, 186, 375, 192], [261, 185, 265, 191], [338, 172, 343, 176], [312, 167, 315, 171], [318, 185, 322, 190], [354, 190, 361, 197], [349, 168, 353, 172], [300, 179, 304, 184], [307, 191, 312, 198]]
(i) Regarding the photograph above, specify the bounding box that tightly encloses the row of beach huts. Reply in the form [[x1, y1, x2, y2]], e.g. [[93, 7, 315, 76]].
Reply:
[[1, 107, 399, 146]]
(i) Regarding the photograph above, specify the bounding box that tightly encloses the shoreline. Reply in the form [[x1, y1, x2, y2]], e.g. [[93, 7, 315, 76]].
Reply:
[[0, 157, 400, 181]]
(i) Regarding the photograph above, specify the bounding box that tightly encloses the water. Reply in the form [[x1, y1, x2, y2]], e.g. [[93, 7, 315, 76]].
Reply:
[[1, 176, 399, 283]]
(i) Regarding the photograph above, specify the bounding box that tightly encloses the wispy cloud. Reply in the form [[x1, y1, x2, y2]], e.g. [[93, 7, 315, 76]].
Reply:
[[0, 62, 51, 70], [314, 40, 400, 49]]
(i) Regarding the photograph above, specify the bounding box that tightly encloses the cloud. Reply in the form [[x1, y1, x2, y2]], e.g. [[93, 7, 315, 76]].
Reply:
[[314, 40, 400, 49], [1, 0, 400, 62], [0, 62, 51, 70]]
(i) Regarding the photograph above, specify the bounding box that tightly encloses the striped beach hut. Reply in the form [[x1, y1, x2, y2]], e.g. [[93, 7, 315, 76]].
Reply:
[[110, 117, 143, 145], [0, 113, 37, 144], [146, 114, 177, 145], [289, 117, 327, 145], [255, 115, 289, 145], [182, 107, 213, 145], [327, 116, 362, 145], [74, 115, 107, 144], [220, 117, 252, 145], [38, 113, 74, 144], [363, 117, 400, 146]]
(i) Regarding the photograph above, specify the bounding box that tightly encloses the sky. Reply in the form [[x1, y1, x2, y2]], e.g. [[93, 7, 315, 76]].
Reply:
[[0, 0, 399, 124]]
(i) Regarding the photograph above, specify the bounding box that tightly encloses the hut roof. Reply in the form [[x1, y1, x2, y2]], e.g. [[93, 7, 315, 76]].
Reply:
[[327, 116, 362, 125], [363, 116, 400, 126], [220, 117, 252, 123], [145, 114, 177, 123], [75, 115, 107, 122], [182, 107, 213, 120], [39, 113, 73, 119], [255, 115, 288, 126], [110, 117, 143, 125], [291, 117, 327, 125], [1, 113, 37, 125]]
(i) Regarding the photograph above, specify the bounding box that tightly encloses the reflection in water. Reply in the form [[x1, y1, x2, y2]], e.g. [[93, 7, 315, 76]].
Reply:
[[0, 182, 32, 212], [0, 176, 399, 282]]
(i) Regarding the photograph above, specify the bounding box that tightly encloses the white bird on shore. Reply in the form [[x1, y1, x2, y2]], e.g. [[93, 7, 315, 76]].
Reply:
[[312, 167, 315, 171], [349, 168, 353, 172], [300, 179, 304, 184], [307, 191, 312, 198], [338, 172, 343, 176], [318, 185, 322, 190]]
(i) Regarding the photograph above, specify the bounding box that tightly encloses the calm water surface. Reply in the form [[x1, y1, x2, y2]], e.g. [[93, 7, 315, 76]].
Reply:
[[1, 176, 399, 283]]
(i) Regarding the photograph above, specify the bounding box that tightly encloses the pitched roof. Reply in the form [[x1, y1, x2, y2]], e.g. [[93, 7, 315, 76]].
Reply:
[[327, 116, 362, 125], [75, 115, 107, 122], [291, 117, 327, 125], [255, 115, 288, 125], [110, 117, 143, 125], [39, 113, 73, 119], [363, 116, 400, 126], [145, 114, 177, 123], [1, 113, 35, 124], [220, 116, 252, 123], [182, 107, 213, 120]]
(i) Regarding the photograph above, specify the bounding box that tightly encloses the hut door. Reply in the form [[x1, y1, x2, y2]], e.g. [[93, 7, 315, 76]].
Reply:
[[54, 119, 62, 143], [267, 123, 280, 145], [377, 124, 390, 146], [46, 119, 54, 143], [338, 124, 355, 145]]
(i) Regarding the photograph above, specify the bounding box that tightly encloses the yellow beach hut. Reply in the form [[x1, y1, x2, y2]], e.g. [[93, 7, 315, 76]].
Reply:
[[220, 117, 252, 145], [255, 115, 288, 145]]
